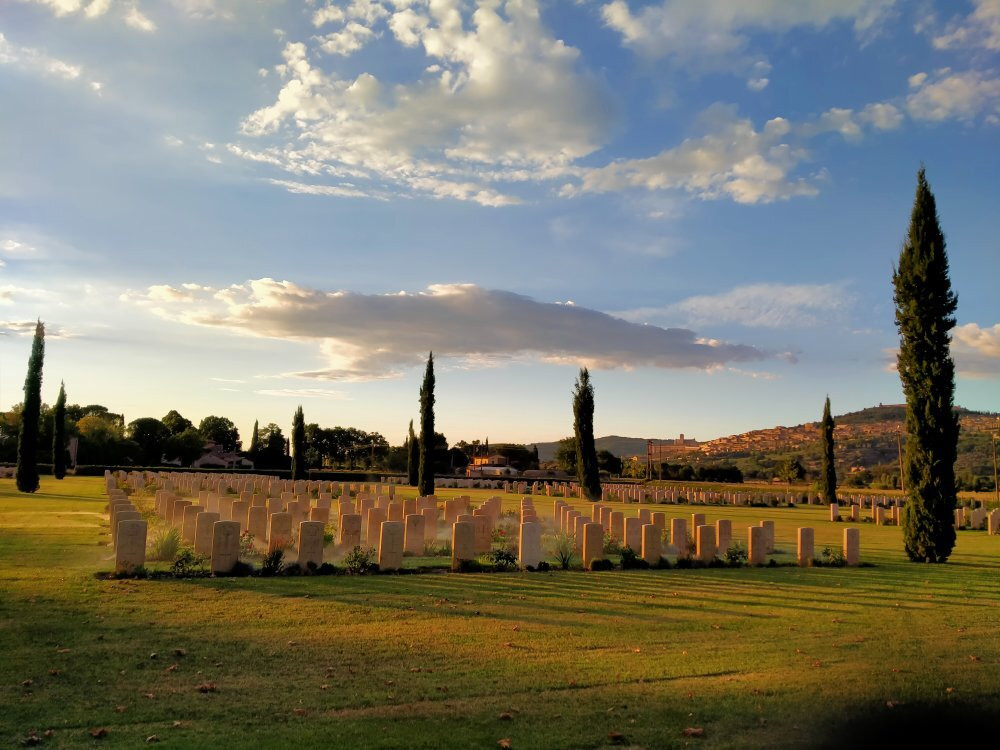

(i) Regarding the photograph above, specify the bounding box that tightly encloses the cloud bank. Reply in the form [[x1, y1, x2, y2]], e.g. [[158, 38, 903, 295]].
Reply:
[[121, 278, 765, 380]]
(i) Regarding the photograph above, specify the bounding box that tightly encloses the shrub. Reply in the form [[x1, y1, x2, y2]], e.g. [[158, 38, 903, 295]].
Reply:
[[238, 531, 257, 560], [424, 540, 451, 557], [148, 527, 181, 561], [323, 524, 337, 546], [171, 547, 206, 577], [820, 546, 847, 567], [603, 532, 622, 555], [229, 560, 254, 577], [724, 542, 748, 566], [619, 546, 649, 570], [546, 532, 575, 570], [259, 549, 285, 576], [590, 558, 614, 571], [344, 545, 377, 575], [487, 546, 518, 570]]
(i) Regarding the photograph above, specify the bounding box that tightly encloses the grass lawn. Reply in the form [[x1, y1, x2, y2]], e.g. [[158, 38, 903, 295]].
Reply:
[[1, 477, 999, 749]]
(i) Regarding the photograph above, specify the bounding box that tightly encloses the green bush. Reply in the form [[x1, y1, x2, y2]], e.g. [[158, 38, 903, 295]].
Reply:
[[170, 547, 206, 577], [590, 558, 614, 571], [619, 545, 648, 570], [344, 545, 376, 574], [148, 527, 181, 561], [487, 546, 518, 570], [724, 542, 748, 566], [603, 532, 622, 555], [546, 532, 575, 570], [259, 549, 285, 576]]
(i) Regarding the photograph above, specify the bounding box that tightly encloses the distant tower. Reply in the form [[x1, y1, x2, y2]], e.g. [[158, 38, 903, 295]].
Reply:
[[679, 433, 685, 445]]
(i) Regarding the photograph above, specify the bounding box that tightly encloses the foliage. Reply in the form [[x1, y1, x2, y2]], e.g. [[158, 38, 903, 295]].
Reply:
[[555, 436, 577, 474], [126, 417, 171, 466], [161, 410, 193, 435], [820, 396, 838, 503], [619, 545, 648, 569], [776, 457, 806, 484], [238, 531, 257, 560], [597, 449, 623, 475], [343, 545, 377, 574], [820, 546, 847, 567], [198, 415, 241, 452], [291, 405, 305, 480], [893, 168, 959, 563], [590, 558, 614, 571], [657, 462, 744, 483], [253, 423, 289, 470], [487, 546, 518, 570], [724, 542, 749, 566], [16, 320, 44, 493], [573, 368, 602, 500], [170, 547, 206, 577], [248, 419, 260, 460], [259, 549, 285, 576], [148, 527, 181, 561], [407, 420, 418, 486], [163, 427, 205, 467], [546, 532, 574, 570], [424, 540, 451, 557], [418, 352, 435, 497], [602, 531, 622, 555], [52, 382, 67, 480]]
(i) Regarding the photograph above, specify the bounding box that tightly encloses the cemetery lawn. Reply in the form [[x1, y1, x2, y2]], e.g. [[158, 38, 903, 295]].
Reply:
[[2, 478, 999, 749]]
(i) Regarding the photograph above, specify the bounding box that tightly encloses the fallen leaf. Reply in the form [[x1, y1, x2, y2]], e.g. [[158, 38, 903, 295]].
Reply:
[[173, 648, 187, 658], [682, 727, 705, 737], [164, 664, 178, 673], [969, 655, 981, 662], [608, 731, 626, 743], [497, 740, 512, 749], [292, 709, 307, 717], [21, 679, 33, 687], [48, 670, 61, 676], [114, 705, 126, 713], [146, 735, 160, 743], [499, 712, 513, 721], [196, 682, 217, 693], [89, 728, 108, 739], [143, 693, 156, 700]]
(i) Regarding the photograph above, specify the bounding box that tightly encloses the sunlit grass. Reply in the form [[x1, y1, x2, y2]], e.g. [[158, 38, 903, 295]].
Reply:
[[1, 476, 998, 748]]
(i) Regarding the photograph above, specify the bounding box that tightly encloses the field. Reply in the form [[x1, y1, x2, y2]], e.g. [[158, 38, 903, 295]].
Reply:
[[2, 477, 999, 749]]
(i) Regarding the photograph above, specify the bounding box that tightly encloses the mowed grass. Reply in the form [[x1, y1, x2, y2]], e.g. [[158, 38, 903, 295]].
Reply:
[[1, 478, 999, 749]]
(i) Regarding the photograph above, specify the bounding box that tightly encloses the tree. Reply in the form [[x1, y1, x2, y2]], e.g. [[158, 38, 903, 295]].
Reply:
[[161, 410, 193, 435], [597, 449, 623, 476], [53, 382, 67, 479], [291, 405, 305, 480], [777, 457, 806, 484], [198, 415, 240, 452], [164, 427, 205, 466], [407, 420, 418, 486], [555, 437, 577, 474], [16, 320, 44, 493], [418, 352, 435, 497], [248, 419, 260, 459], [820, 396, 837, 503], [573, 368, 602, 500], [253, 423, 288, 470], [893, 168, 959, 563], [127, 417, 171, 466]]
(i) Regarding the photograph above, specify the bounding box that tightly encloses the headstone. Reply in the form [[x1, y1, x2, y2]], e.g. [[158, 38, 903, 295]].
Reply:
[[829, 503, 839, 522], [582, 522, 604, 570], [267, 512, 293, 553], [797, 527, 814, 567], [404, 514, 426, 556], [748, 525, 766, 565], [641, 523, 661, 566], [624, 517, 642, 552], [340, 514, 362, 549], [115, 519, 147, 574], [452, 521, 476, 571], [365, 507, 386, 547], [421, 508, 439, 541], [696, 525, 715, 563], [171, 499, 192, 527], [760, 520, 775, 553], [378, 521, 405, 571], [112, 510, 140, 546], [844, 527, 860, 566], [194, 512, 220, 557], [310, 506, 331, 524], [248, 506, 268, 542], [210, 521, 241, 574], [670, 518, 688, 558], [691, 513, 706, 531], [716, 519, 732, 553], [297, 521, 325, 569], [519, 522, 542, 569], [388, 502, 404, 522], [181, 505, 205, 544], [850, 504, 859, 522], [610, 511, 625, 542]]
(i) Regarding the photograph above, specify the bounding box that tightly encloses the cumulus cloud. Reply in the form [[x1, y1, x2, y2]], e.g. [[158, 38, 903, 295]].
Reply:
[[906, 68, 1000, 123], [21, 0, 156, 29], [953, 322, 1000, 378], [600, 0, 896, 67], [121, 278, 765, 380], [933, 0, 1000, 52], [0, 32, 86, 82], [620, 283, 852, 328], [0, 320, 72, 338], [231, 0, 613, 205]]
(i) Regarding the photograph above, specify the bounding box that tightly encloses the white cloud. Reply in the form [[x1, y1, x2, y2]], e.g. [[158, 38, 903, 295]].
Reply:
[[0, 320, 73, 338], [85, 0, 111, 18], [953, 322, 1000, 378], [232, 0, 612, 205], [0, 32, 82, 81], [906, 68, 1000, 123], [21, 0, 84, 16], [747, 77, 770, 92], [600, 0, 896, 68], [316, 22, 376, 56], [121, 278, 765, 380], [620, 282, 851, 329], [859, 102, 904, 130], [933, 0, 1000, 52], [255, 388, 350, 399], [1, 238, 41, 257], [124, 2, 156, 31]]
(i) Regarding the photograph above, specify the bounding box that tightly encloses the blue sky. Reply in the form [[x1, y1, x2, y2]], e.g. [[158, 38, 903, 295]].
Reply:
[[1, 0, 998, 446]]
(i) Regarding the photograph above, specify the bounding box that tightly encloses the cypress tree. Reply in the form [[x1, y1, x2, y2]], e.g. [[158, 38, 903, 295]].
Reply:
[[249, 419, 260, 458], [893, 167, 959, 563], [16, 320, 45, 493], [406, 419, 419, 487], [573, 368, 602, 501], [53, 381, 67, 480], [819, 396, 836, 504], [291, 406, 305, 480], [417, 352, 435, 497]]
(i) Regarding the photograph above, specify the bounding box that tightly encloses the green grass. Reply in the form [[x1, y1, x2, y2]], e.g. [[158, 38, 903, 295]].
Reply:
[[2, 477, 999, 748]]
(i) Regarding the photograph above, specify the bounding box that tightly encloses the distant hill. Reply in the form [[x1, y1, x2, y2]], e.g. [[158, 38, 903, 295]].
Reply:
[[534, 435, 656, 462]]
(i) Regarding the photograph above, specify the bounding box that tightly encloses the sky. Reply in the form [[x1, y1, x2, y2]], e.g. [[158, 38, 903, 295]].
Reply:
[[1, 0, 998, 447]]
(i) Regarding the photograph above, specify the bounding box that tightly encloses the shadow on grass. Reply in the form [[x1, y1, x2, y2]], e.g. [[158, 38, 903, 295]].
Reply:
[[817, 700, 1000, 749]]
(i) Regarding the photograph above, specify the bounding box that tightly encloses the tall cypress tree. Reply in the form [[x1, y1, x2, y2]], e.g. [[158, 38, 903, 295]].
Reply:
[[573, 367, 602, 501], [417, 352, 435, 497], [819, 396, 837, 504], [291, 406, 305, 480], [406, 419, 418, 487], [53, 381, 67, 480], [16, 320, 45, 493], [893, 167, 959, 563], [248, 419, 260, 459]]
